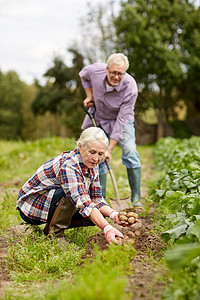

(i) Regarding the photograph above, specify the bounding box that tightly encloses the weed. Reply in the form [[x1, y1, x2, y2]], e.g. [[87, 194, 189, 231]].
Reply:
[[0, 190, 21, 234], [57, 244, 136, 300], [65, 226, 100, 247], [7, 229, 84, 282]]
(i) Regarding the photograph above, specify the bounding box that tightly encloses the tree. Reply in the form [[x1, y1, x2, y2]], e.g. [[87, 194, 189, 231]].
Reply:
[[74, 0, 119, 63], [0, 70, 24, 139], [178, 4, 200, 118], [32, 49, 86, 138], [20, 84, 38, 140], [114, 0, 199, 138]]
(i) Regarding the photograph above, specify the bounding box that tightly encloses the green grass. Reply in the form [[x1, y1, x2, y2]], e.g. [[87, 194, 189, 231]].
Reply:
[[57, 244, 136, 300], [0, 140, 26, 155], [5, 243, 136, 300], [0, 137, 76, 183], [7, 231, 84, 282], [0, 190, 21, 234]]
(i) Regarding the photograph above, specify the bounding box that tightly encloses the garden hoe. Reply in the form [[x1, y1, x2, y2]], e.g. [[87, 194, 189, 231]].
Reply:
[[83, 104, 132, 211]]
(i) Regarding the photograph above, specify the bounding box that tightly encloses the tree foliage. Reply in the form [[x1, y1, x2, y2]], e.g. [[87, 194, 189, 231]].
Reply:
[[73, 0, 119, 64], [114, 0, 200, 137], [32, 49, 86, 138], [0, 70, 24, 139], [3, 0, 197, 141], [178, 3, 200, 117]]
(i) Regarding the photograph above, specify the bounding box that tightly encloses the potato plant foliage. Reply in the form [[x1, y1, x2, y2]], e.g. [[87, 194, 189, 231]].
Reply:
[[150, 136, 200, 299]]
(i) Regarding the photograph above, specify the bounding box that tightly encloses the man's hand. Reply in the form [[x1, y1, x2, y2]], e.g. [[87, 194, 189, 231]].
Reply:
[[103, 139, 118, 163], [103, 149, 112, 162], [83, 97, 94, 108], [103, 224, 124, 244]]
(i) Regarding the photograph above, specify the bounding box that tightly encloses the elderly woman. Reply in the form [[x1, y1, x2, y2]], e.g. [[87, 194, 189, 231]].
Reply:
[[16, 127, 123, 248]]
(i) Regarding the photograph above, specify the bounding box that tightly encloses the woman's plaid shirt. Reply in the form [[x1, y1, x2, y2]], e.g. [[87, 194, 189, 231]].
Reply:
[[16, 149, 108, 222]]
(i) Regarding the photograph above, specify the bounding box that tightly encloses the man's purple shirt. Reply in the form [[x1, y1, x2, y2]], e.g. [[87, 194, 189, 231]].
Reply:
[[79, 63, 138, 141]]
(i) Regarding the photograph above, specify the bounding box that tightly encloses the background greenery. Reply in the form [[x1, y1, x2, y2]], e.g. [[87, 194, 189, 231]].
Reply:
[[0, 0, 199, 141]]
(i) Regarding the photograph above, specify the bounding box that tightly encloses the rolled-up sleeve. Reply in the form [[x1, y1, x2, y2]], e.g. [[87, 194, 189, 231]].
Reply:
[[89, 174, 109, 209], [59, 164, 108, 218], [79, 66, 93, 89]]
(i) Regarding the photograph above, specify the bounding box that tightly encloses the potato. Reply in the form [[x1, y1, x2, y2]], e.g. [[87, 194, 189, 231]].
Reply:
[[119, 211, 127, 216], [119, 215, 128, 221], [128, 217, 135, 224], [134, 230, 140, 236], [132, 212, 138, 219], [126, 212, 135, 218], [127, 231, 135, 238], [126, 212, 138, 219], [116, 237, 123, 244]]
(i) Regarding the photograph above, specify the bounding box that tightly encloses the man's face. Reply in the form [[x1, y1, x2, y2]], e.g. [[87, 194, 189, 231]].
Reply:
[[106, 63, 126, 87], [79, 140, 106, 169]]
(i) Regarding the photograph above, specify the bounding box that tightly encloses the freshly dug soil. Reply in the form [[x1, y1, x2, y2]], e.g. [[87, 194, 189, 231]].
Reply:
[[81, 205, 167, 299], [0, 205, 167, 300]]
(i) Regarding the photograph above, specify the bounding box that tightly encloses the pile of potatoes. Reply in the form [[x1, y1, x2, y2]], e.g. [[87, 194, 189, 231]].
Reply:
[[118, 211, 138, 225]]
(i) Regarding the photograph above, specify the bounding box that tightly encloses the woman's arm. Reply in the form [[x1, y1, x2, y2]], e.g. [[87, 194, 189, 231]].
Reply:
[[89, 206, 124, 245], [89, 207, 109, 229]]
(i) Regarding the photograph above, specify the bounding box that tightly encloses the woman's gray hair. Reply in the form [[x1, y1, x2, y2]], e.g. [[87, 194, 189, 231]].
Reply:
[[107, 53, 129, 71], [77, 127, 109, 148]]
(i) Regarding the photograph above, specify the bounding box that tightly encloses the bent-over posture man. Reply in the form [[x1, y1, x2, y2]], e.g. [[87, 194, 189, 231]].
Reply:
[[80, 53, 143, 208]]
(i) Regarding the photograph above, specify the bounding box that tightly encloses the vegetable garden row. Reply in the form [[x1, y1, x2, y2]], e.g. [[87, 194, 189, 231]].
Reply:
[[151, 136, 200, 299]]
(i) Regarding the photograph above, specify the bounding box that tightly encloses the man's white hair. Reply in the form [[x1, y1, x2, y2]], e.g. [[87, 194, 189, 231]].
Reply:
[[107, 53, 129, 71], [77, 127, 109, 148]]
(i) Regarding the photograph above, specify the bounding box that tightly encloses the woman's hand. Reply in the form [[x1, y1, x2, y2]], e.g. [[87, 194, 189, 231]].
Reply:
[[109, 211, 120, 223], [109, 211, 134, 227], [103, 224, 124, 244]]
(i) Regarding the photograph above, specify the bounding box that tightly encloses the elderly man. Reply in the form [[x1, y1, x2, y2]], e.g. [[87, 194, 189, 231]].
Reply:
[[79, 53, 143, 208], [16, 127, 124, 248]]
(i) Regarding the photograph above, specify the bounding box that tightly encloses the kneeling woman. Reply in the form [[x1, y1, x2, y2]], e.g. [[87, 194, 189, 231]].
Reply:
[[16, 127, 123, 248]]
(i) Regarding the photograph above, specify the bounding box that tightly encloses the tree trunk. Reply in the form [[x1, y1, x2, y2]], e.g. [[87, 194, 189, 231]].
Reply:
[[157, 107, 166, 139], [156, 88, 166, 140]]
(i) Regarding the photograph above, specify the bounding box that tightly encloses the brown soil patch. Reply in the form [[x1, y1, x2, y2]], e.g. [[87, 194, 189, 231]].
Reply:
[[0, 225, 27, 299], [0, 235, 11, 298]]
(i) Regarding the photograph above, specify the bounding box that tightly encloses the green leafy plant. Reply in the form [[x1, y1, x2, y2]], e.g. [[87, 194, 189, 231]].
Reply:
[[151, 136, 200, 298]]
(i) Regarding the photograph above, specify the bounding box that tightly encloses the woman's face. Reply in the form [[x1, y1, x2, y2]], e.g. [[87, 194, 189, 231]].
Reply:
[[79, 140, 106, 168]]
